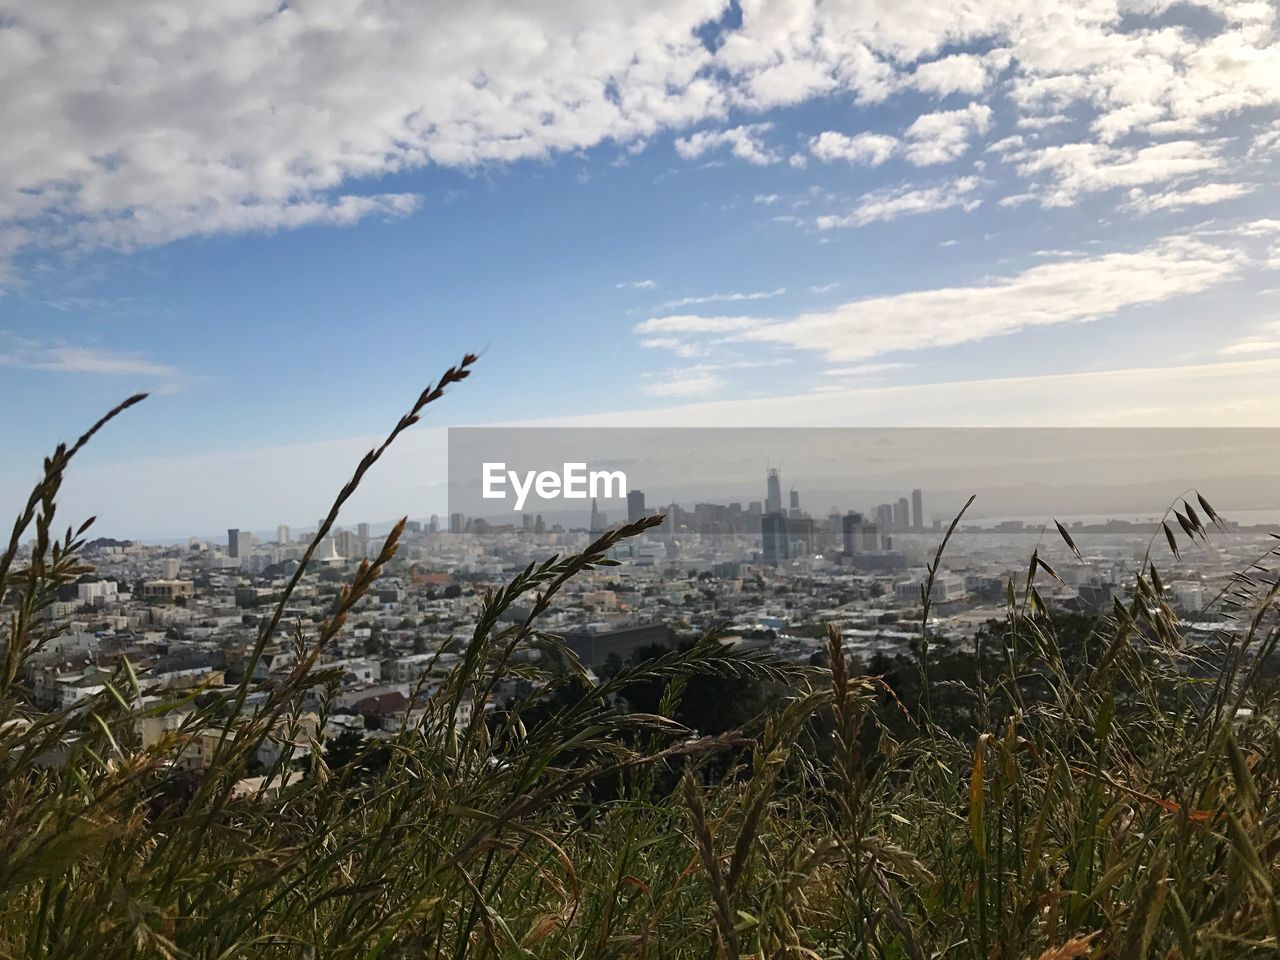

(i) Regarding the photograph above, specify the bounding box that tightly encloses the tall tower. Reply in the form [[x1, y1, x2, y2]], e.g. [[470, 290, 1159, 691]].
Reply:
[[876, 503, 893, 532], [228, 528, 251, 558], [589, 498, 605, 532], [765, 468, 783, 515], [842, 511, 863, 555], [911, 488, 924, 531], [627, 489, 646, 524], [762, 513, 790, 566]]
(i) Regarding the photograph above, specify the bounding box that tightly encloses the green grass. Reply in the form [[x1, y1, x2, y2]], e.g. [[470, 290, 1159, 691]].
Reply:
[[2, 357, 1278, 958]]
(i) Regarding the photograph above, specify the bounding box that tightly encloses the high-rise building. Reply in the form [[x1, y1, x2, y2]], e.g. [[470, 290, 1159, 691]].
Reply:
[[534, 514, 546, 534], [589, 498, 606, 532], [895, 497, 910, 532], [627, 489, 646, 524], [912, 488, 924, 531], [875, 503, 894, 532], [786, 515, 816, 556], [762, 512, 789, 566], [449, 513, 464, 534], [789, 489, 800, 512], [335, 529, 360, 557], [841, 511, 863, 555], [276, 524, 290, 545], [357, 522, 370, 541], [765, 468, 783, 515], [522, 513, 534, 532], [860, 522, 880, 552], [227, 528, 252, 558]]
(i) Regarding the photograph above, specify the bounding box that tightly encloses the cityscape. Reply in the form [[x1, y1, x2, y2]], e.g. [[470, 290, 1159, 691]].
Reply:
[[20, 461, 1272, 747], [4, 1, 1280, 953]]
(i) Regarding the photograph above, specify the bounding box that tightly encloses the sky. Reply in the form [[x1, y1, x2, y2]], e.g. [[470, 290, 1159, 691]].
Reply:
[[1, 0, 1279, 538]]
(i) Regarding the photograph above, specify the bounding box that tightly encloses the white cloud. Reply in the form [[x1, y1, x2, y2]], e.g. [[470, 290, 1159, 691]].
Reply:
[[675, 123, 780, 165], [616, 279, 657, 289], [551, 357, 1280, 431], [643, 371, 725, 397], [1251, 122, 1280, 158], [987, 135, 1026, 156], [753, 193, 780, 205], [742, 236, 1242, 362], [809, 282, 840, 293], [911, 53, 994, 96], [635, 315, 763, 336], [1126, 182, 1258, 214], [810, 131, 898, 166], [2, 0, 1279, 277], [0, 343, 189, 390], [638, 337, 706, 358], [904, 103, 992, 166], [822, 362, 912, 376], [998, 193, 1036, 208], [638, 236, 1245, 364], [1220, 321, 1280, 356], [1018, 140, 1225, 207], [816, 176, 982, 229], [658, 287, 785, 309]]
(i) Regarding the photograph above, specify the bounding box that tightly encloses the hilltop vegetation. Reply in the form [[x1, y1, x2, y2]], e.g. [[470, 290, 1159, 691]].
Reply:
[[2, 358, 1279, 959]]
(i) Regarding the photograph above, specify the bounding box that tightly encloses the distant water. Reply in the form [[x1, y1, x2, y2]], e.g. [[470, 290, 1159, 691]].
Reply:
[[971, 509, 1280, 528]]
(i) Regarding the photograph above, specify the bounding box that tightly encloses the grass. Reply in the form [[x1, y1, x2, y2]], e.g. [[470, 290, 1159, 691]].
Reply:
[[1, 356, 1278, 958]]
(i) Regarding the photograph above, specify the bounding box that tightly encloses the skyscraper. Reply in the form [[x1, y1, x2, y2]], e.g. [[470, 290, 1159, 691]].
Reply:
[[912, 488, 924, 531], [589, 498, 605, 532], [895, 497, 910, 532], [876, 503, 893, 532], [227, 528, 252, 558], [841, 511, 863, 555], [276, 525, 290, 545], [627, 489, 646, 524], [762, 512, 789, 566], [765, 468, 783, 515], [789, 489, 800, 512]]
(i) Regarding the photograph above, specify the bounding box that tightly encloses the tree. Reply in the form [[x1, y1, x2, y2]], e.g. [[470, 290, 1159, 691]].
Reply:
[[601, 651, 624, 679]]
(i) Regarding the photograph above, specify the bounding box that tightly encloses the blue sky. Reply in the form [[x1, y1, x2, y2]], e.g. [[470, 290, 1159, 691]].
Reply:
[[2, 0, 1279, 537]]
